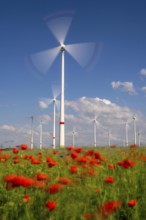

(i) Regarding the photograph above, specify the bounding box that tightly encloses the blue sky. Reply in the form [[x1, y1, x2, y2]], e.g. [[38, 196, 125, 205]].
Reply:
[[0, 0, 146, 147]]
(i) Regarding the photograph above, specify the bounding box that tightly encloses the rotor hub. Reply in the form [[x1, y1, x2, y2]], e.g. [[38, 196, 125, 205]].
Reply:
[[61, 44, 65, 51]]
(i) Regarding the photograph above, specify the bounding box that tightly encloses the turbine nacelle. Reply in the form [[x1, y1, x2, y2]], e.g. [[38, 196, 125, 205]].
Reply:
[[61, 44, 65, 51], [53, 97, 56, 103]]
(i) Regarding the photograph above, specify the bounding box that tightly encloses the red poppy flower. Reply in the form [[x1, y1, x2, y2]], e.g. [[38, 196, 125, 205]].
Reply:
[[4, 175, 34, 188], [66, 146, 74, 151], [128, 199, 137, 208], [108, 163, 115, 170], [48, 159, 58, 168], [23, 195, 31, 202], [85, 150, 94, 156], [47, 183, 63, 194], [99, 200, 122, 218], [69, 165, 79, 173], [31, 157, 41, 164], [13, 158, 20, 163], [12, 176, 34, 187], [74, 148, 82, 153], [99, 157, 106, 161], [78, 156, 89, 163], [117, 158, 136, 169], [71, 151, 79, 159], [105, 176, 115, 183], [0, 153, 10, 162], [46, 155, 51, 162], [3, 174, 16, 182], [13, 148, 19, 154], [36, 173, 49, 181], [94, 151, 101, 159], [58, 177, 71, 185], [89, 158, 101, 166], [52, 150, 58, 154], [24, 155, 31, 160], [20, 144, 28, 150], [46, 201, 57, 211]]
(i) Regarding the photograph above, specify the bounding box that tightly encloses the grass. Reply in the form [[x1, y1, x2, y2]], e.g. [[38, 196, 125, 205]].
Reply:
[[0, 145, 146, 219]]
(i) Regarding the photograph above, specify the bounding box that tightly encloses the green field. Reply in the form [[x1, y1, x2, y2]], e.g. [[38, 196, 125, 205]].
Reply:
[[0, 145, 146, 220]]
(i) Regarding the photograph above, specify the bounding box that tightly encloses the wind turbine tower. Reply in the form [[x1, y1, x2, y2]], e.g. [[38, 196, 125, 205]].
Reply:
[[108, 130, 111, 147], [125, 121, 129, 147], [40, 121, 42, 149], [39, 86, 60, 149], [72, 128, 77, 148], [59, 45, 65, 148], [132, 115, 137, 145], [30, 116, 34, 149], [52, 97, 57, 149], [93, 117, 97, 147], [138, 130, 141, 147]]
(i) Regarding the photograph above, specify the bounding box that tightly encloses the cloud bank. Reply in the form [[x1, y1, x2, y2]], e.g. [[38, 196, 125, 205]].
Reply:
[[1, 96, 146, 148]]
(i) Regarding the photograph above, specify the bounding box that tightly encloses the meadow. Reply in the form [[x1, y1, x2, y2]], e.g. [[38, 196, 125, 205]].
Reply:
[[0, 144, 146, 220]]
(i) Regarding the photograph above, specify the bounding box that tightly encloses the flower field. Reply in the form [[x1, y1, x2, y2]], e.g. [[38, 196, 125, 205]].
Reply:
[[0, 145, 146, 220]]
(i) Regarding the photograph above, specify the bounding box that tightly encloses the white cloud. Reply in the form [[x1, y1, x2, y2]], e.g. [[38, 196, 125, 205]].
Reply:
[[38, 100, 48, 109], [141, 87, 146, 96], [1, 97, 146, 147], [0, 124, 16, 131], [39, 114, 51, 124], [111, 81, 136, 95], [140, 68, 146, 76], [141, 86, 146, 92]]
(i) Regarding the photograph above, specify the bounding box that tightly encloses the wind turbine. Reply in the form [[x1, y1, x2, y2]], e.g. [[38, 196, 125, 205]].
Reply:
[[138, 130, 141, 147], [30, 116, 34, 149], [28, 11, 101, 148], [122, 113, 132, 147], [124, 120, 129, 147], [39, 86, 60, 149], [132, 115, 137, 145], [72, 128, 78, 148], [108, 129, 111, 147], [93, 117, 97, 147], [39, 120, 43, 149]]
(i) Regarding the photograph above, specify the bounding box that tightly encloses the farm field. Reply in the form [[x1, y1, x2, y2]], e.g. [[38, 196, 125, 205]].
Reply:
[[0, 145, 146, 220]]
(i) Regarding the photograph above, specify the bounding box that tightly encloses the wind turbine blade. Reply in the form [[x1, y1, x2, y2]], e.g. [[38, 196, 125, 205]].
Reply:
[[52, 84, 60, 99], [27, 46, 60, 75], [44, 10, 74, 44], [66, 42, 102, 70]]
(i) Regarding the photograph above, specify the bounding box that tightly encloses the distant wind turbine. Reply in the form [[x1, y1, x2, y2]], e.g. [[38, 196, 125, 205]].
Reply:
[[122, 113, 132, 147], [138, 130, 141, 147], [39, 120, 42, 149], [72, 128, 77, 148], [93, 117, 97, 147], [132, 115, 137, 145], [39, 86, 60, 149], [28, 11, 101, 148], [108, 129, 111, 147], [30, 116, 34, 149], [125, 120, 129, 147]]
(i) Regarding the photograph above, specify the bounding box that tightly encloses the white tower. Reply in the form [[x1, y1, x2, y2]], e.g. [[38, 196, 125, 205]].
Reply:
[[125, 121, 129, 147], [59, 45, 65, 148], [40, 121, 42, 149], [93, 118, 97, 147], [133, 115, 137, 145], [30, 116, 34, 149]]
